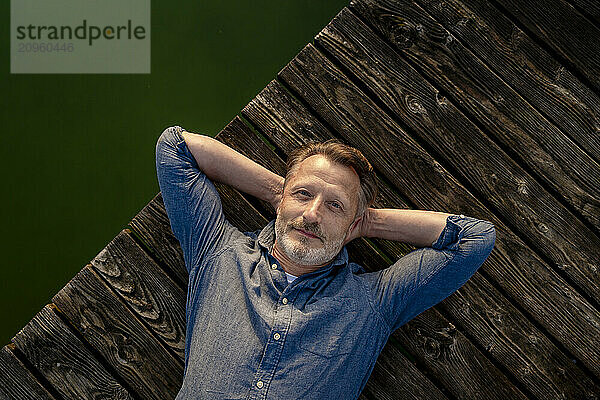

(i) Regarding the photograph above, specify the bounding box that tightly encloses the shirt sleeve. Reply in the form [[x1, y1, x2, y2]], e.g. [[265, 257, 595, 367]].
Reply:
[[363, 214, 496, 332], [155, 125, 234, 275]]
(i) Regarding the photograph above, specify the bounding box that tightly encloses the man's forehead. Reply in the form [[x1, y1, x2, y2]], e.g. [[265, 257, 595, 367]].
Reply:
[[289, 155, 360, 199]]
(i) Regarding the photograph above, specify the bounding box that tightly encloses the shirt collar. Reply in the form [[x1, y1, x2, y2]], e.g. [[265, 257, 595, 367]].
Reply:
[[257, 219, 349, 271]]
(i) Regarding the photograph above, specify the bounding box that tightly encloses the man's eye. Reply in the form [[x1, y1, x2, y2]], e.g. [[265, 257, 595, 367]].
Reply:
[[330, 202, 342, 210], [298, 190, 311, 196]]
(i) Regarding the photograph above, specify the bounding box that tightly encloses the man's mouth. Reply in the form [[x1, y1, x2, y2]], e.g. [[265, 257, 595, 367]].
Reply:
[[294, 228, 320, 239]]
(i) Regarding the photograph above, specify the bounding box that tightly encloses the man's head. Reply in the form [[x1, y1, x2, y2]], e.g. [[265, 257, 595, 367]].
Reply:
[[274, 139, 377, 266]]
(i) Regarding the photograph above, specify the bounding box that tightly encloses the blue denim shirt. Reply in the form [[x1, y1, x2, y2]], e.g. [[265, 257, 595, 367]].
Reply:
[[156, 126, 496, 400]]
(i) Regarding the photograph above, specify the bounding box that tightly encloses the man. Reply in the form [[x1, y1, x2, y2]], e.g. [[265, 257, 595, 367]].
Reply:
[[155, 125, 496, 400]]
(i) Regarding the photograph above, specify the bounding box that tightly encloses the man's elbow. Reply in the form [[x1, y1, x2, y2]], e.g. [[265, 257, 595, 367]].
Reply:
[[156, 126, 182, 154]]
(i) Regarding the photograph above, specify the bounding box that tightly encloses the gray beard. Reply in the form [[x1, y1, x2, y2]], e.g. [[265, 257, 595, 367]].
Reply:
[[274, 217, 344, 266]]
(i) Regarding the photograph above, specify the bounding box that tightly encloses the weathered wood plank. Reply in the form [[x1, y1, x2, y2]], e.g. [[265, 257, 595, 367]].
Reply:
[[344, 0, 600, 234], [243, 78, 600, 398], [492, 0, 600, 91], [396, 307, 528, 399], [12, 305, 134, 399], [413, 0, 600, 164], [0, 345, 56, 400], [245, 79, 600, 381], [362, 340, 449, 400], [91, 229, 187, 360], [565, 0, 600, 26], [52, 265, 183, 399], [440, 268, 600, 399]]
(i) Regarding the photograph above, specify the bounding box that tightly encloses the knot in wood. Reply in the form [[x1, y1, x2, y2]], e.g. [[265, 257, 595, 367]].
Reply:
[[422, 336, 441, 359], [486, 309, 503, 325], [455, 18, 471, 28], [517, 181, 528, 195], [527, 334, 538, 345], [440, 322, 456, 338], [406, 95, 425, 114], [391, 23, 416, 49], [490, 173, 498, 185], [519, 365, 533, 376]]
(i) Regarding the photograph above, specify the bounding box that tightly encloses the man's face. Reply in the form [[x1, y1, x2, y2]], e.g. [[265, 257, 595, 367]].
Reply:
[[275, 155, 361, 266]]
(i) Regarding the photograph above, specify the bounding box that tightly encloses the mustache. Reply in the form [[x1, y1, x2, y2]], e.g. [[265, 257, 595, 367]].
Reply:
[[289, 220, 324, 240]]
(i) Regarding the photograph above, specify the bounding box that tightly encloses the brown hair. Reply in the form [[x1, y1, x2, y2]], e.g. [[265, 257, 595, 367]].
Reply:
[[284, 139, 377, 218]]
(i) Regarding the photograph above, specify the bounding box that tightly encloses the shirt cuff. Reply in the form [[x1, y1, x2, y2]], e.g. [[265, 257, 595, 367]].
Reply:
[[431, 214, 465, 249]]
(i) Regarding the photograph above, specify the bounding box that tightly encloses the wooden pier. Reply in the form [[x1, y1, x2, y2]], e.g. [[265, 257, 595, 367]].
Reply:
[[2, 0, 599, 398]]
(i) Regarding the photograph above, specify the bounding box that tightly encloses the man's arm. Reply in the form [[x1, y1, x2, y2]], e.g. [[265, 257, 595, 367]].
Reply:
[[359, 212, 496, 332], [347, 208, 453, 248], [181, 130, 284, 210]]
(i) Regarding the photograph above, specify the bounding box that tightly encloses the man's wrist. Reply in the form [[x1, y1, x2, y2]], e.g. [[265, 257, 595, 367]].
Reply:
[[269, 176, 284, 210], [360, 207, 376, 238]]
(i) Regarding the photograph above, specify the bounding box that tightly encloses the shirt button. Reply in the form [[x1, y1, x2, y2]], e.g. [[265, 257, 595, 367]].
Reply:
[[271, 264, 278, 270], [282, 298, 288, 305], [256, 380, 264, 389], [273, 332, 281, 340]]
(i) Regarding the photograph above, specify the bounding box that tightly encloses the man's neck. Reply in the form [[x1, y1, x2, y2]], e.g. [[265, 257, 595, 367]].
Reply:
[[270, 239, 330, 277]]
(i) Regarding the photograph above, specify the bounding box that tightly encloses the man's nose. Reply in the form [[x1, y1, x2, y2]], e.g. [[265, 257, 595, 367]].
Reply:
[[302, 198, 322, 224]]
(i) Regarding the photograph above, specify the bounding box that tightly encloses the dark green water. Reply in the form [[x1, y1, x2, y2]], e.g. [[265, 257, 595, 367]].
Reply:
[[1, 1, 348, 345]]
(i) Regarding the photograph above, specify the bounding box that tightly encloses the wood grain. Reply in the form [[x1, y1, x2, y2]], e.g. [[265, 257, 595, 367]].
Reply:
[[129, 192, 189, 288], [492, 0, 600, 91], [414, 0, 600, 164], [395, 307, 528, 399], [565, 0, 600, 26], [0, 345, 56, 400], [12, 305, 134, 399], [53, 265, 183, 399], [363, 341, 449, 400], [90, 229, 187, 360]]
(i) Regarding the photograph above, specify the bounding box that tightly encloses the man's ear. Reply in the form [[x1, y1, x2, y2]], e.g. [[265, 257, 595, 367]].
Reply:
[[351, 216, 362, 231], [345, 215, 363, 237]]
